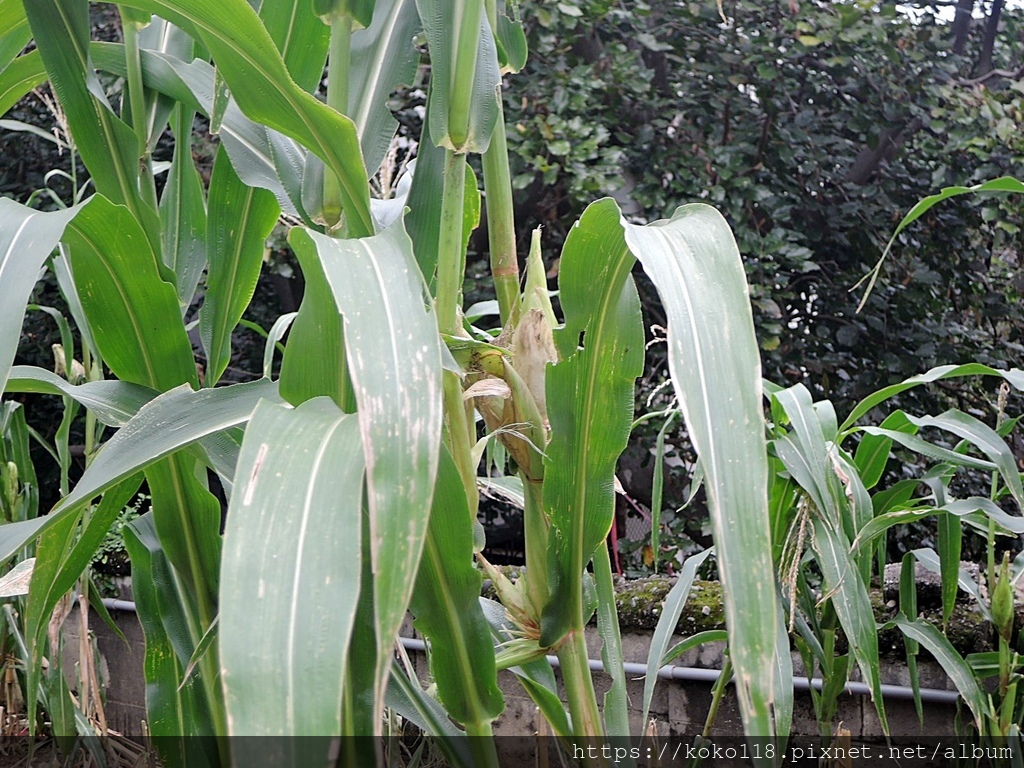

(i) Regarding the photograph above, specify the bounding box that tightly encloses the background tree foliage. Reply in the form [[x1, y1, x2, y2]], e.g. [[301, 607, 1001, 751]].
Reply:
[[498, 0, 1023, 559], [505, 0, 1022, 403]]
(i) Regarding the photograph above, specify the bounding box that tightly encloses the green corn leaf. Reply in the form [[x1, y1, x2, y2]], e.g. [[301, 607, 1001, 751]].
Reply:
[[642, 547, 713, 725], [349, 0, 422, 177], [905, 410, 1024, 510], [835, 447, 872, 538], [200, 147, 279, 386], [56, 380, 277, 517], [409, 447, 503, 727], [885, 614, 987, 732], [540, 200, 644, 647], [0, 50, 47, 116], [857, 177, 1024, 311], [289, 217, 443, 724], [537, 199, 779, 737], [259, 0, 330, 93], [180, 615, 219, 690], [841, 363, 1024, 433], [117, 0, 374, 236], [0, 402, 39, 522], [0, 380, 274, 570], [493, 0, 526, 73], [137, 19, 195, 152], [160, 104, 208, 310], [405, 89, 446, 283], [415, 0, 501, 152], [592, 545, 630, 742], [0, 200, 81, 395], [772, 385, 836, 522], [0, 0, 29, 71], [811, 516, 888, 734], [0, 0, 27, 66], [24, 0, 161, 253], [624, 203, 780, 738], [937, 507, 962, 627], [858, 425, 997, 472], [278, 244, 351, 410], [386, 668, 478, 766], [261, 312, 296, 380], [145, 454, 224, 639], [478, 597, 572, 737], [123, 515, 220, 764], [661, 630, 729, 666], [772, 599, 793, 741], [62, 195, 196, 391], [853, 410, 914, 490], [221, 398, 365, 744], [97, 46, 309, 219], [871, 478, 919, 515], [50, 245, 98, 361], [899, 553, 923, 726], [5, 366, 154, 426], [51, 380, 274, 620], [768, 458, 798, 561], [45, 659, 79, 750]]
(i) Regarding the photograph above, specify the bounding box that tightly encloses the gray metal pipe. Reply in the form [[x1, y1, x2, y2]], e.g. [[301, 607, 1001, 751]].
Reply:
[[397, 637, 960, 705], [100, 600, 960, 705]]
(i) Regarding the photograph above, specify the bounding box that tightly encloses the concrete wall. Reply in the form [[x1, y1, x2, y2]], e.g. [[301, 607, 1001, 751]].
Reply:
[[62, 603, 146, 736]]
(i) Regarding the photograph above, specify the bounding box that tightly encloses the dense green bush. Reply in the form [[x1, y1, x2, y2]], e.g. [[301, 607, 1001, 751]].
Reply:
[[506, 0, 1023, 404]]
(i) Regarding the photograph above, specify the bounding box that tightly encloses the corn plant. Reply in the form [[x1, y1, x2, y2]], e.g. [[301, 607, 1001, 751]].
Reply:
[[763, 364, 1024, 743], [0, 0, 784, 763]]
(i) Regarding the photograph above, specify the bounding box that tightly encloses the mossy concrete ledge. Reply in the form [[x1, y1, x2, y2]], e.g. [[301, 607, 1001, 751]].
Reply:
[[488, 568, 997, 659]]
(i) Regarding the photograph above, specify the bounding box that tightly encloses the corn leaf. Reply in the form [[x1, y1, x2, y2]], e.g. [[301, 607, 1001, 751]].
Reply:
[[592, 544, 630, 742], [278, 243, 351, 410], [24, 0, 161, 252], [259, 0, 330, 93], [0, 50, 47, 116], [5, 366, 154, 426], [199, 147, 279, 386], [118, 0, 374, 236], [841, 363, 1024, 432], [57, 380, 276, 516], [93, 46, 308, 219], [415, 0, 501, 153], [642, 548, 713, 725], [623, 203, 780, 739], [62, 195, 196, 391], [124, 515, 220, 763], [289, 217, 443, 723], [857, 177, 1024, 311], [853, 411, 913, 490], [905, 410, 1024, 510], [886, 614, 986, 732], [0, 200, 81, 395], [493, 0, 526, 73], [540, 199, 644, 647], [409, 447, 503, 726], [26, 476, 142, 736], [349, 0, 421, 177], [160, 104, 208, 309], [220, 398, 365, 745], [811, 516, 888, 734], [0, 0, 29, 71]]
